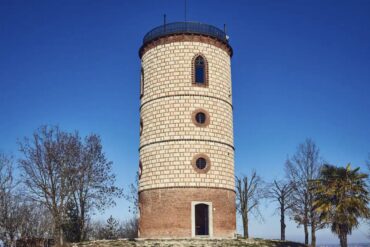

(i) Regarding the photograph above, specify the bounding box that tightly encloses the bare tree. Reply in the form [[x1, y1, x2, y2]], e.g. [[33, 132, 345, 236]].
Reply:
[[18, 126, 122, 245], [0, 195, 27, 247], [265, 180, 294, 241], [18, 126, 82, 246], [70, 134, 122, 241], [0, 153, 56, 247], [119, 173, 139, 239], [18, 200, 53, 239], [366, 153, 370, 239], [0, 154, 24, 247], [285, 138, 324, 247], [118, 217, 138, 239], [87, 216, 136, 241], [0, 155, 49, 247], [86, 220, 105, 240], [124, 172, 139, 216], [235, 171, 264, 238]]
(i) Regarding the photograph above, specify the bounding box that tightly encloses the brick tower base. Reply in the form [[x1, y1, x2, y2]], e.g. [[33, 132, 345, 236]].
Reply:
[[138, 187, 236, 238]]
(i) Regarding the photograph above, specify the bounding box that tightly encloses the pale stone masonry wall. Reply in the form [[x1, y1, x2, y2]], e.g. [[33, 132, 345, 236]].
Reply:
[[139, 41, 234, 192], [140, 96, 233, 145], [140, 142, 234, 190], [141, 42, 232, 103]]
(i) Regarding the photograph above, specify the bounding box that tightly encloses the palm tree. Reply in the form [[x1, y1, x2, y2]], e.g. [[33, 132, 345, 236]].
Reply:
[[311, 164, 370, 247]]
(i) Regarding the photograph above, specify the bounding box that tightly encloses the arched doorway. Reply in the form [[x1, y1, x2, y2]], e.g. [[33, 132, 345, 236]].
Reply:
[[195, 203, 209, 236]]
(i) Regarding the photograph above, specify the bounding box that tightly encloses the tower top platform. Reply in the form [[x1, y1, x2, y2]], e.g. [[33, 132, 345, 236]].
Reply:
[[139, 22, 233, 58]]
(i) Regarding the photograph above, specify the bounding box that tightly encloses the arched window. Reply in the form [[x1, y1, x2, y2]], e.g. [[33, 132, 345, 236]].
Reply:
[[192, 55, 208, 86]]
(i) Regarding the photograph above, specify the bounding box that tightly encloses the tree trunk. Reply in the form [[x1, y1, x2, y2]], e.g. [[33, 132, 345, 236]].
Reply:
[[79, 217, 85, 242], [304, 222, 309, 245], [242, 213, 249, 239], [9, 232, 15, 247], [280, 208, 286, 241], [79, 205, 85, 241], [79, 196, 86, 241], [339, 233, 347, 247], [54, 217, 65, 247], [304, 203, 309, 245], [311, 220, 316, 247], [60, 227, 64, 246]]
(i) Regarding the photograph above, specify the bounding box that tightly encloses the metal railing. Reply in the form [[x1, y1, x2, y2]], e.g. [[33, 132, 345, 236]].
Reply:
[[143, 22, 228, 45]]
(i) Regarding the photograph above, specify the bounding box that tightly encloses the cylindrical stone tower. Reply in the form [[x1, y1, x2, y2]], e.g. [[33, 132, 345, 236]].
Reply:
[[138, 22, 235, 238]]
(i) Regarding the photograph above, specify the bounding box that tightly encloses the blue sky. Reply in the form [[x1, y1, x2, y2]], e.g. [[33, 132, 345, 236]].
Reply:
[[1, 0, 370, 244]]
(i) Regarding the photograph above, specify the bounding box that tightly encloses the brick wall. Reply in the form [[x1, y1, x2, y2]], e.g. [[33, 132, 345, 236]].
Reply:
[[139, 188, 236, 238]]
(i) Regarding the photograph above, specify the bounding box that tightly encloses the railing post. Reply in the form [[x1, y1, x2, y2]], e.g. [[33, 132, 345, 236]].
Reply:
[[143, 22, 228, 45], [164, 14, 166, 33]]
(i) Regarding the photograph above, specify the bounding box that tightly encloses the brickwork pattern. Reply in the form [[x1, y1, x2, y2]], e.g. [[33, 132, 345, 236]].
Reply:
[[138, 36, 235, 238], [140, 96, 233, 145], [140, 141, 234, 190], [139, 188, 236, 238], [140, 41, 233, 191], [141, 42, 232, 103]]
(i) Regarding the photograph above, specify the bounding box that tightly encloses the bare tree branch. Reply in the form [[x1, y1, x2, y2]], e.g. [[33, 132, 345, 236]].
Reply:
[[18, 126, 122, 245], [285, 138, 324, 246], [265, 180, 294, 240], [236, 171, 264, 238]]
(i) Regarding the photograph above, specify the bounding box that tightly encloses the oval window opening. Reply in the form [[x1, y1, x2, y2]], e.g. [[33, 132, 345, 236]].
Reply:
[[195, 112, 206, 124], [192, 109, 210, 127], [192, 154, 211, 173], [196, 158, 207, 170]]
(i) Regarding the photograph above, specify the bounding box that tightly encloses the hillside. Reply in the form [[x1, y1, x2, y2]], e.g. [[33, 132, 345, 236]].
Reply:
[[75, 238, 307, 247]]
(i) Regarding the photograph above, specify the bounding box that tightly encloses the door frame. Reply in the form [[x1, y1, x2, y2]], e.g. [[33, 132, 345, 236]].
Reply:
[[191, 201, 213, 237]]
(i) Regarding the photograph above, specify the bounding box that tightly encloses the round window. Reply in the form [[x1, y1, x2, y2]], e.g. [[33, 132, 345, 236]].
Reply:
[[196, 157, 207, 169], [191, 154, 211, 173], [195, 112, 206, 124], [192, 109, 210, 127]]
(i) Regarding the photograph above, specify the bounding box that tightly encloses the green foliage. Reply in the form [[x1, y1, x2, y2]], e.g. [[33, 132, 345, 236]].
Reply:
[[311, 164, 370, 247], [103, 216, 119, 240], [62, 200, 81, 243]]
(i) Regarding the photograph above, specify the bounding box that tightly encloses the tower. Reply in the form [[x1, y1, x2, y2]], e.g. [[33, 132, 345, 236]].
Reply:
[[138, 22, 235, 238]]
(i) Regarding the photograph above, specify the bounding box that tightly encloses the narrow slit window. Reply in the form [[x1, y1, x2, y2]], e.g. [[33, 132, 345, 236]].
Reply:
[[140, 67, 144, 98]]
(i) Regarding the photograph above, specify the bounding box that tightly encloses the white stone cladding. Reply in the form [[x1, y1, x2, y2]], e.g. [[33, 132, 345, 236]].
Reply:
[[139, 41, 234, 191]]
